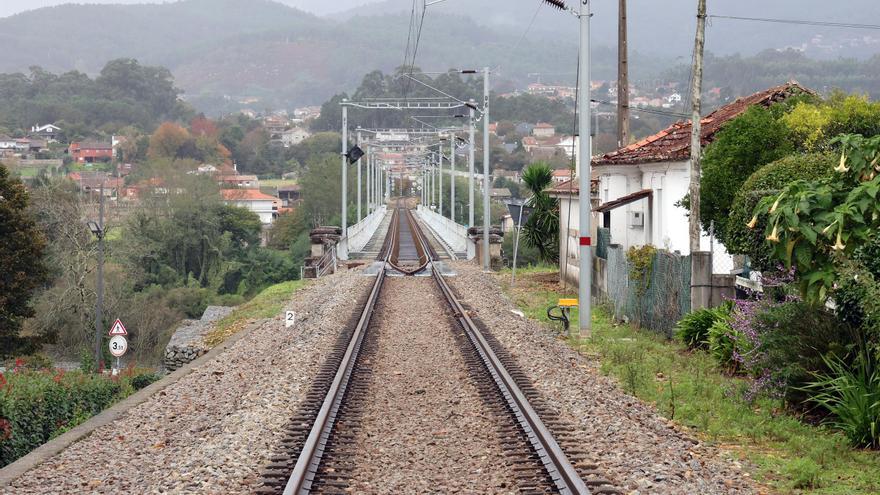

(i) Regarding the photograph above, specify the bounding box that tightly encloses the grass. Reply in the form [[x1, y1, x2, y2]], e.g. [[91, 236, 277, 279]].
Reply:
[[204, 280, 308, 346], [261, 178, 298, 188], [498, 267, 880, 495]]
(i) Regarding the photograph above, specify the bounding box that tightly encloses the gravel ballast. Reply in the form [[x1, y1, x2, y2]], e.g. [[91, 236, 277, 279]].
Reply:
[[341, 277, 518, 494], [448, 261, 758, 495], [2, 269, 372, 495]]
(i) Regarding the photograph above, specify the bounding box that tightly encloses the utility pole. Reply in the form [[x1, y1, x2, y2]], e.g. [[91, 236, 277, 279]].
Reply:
[[482, 67, 491, 271], [469, 103, 476, 228], [617, 0, 630, 148], [94, 181, 105, 370], [689, 0, 707, 310], [341, 104, 348, 236], [357, 131, 363, 221], [689, 0, 706, 255], [577, 0, 593, 337]]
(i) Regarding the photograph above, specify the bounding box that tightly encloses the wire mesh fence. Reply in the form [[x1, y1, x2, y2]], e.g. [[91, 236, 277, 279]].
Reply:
[[605, 245, 691, 337], [596, 227, 611, 259]]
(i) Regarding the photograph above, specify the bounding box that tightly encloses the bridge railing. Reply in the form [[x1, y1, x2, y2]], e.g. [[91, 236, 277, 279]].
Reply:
[[338, 205, 387, 260], [414, 205, 474, 259]]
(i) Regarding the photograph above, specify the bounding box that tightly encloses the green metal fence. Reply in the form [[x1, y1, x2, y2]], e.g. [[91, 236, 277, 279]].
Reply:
[[606, 245, 690, 337]]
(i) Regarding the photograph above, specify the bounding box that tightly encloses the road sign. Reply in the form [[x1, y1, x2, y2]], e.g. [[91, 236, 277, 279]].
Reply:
[[109, 335, 128, 357], [108, 319, 127, 336], [285, 311, 296, 328]]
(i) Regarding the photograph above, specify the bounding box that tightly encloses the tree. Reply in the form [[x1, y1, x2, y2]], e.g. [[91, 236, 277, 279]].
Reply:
[[700, 106, 794, 246], [521, 163, 559, 263], [0, 164, 48, 355], [148, 122, 192, 160]]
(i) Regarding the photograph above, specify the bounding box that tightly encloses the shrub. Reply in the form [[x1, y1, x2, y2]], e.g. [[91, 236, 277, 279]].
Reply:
[[708, 316, 743, 369], [164, 286, 211, 319], [0, 370, 125, 467], [805, 351, 880, 449], [726, 153, 835, 270], [753, 301, 851, 405], [699, 105, 795, 245], [129, 372, 162, 391], [675, 303, 731, 349]]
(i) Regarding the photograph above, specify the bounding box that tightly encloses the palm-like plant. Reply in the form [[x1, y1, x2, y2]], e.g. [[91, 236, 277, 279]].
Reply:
[[521, 163, 559, 263]]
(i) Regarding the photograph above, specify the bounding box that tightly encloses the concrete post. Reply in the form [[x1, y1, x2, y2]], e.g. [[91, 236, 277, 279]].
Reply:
[[450, 134, 455, 222], [357, 131, 362, 221], [691, 251, 712, 310], [468, 104, 475, 228], [341, 104, 348, 237]]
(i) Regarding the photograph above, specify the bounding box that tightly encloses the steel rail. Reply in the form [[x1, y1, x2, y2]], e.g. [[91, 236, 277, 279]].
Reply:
[[282, 240, 390, 495], [404, 207, 591, 495]]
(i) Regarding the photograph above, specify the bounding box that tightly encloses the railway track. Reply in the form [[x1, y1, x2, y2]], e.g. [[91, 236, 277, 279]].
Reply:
[[257, 201, 619, 494]]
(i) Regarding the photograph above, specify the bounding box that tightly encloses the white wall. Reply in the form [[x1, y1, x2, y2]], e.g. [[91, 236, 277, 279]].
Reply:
[[565, 160, 736, 272], [224, 199, 275, 224]]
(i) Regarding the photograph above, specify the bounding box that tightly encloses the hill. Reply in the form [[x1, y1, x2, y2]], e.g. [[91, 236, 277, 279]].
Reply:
[[339, 0, 880, 60], [1, 0, 877, 114], [0, 0, 633, 112]]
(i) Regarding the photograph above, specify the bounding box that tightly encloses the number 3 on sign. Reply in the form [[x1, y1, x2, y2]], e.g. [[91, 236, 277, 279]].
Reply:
[[285, 311, 296, 328], [109, 335, 128, 357]]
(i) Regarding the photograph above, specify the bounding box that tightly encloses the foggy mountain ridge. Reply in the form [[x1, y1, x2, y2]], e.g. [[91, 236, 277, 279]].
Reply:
[[0, 0, 603, 111], [0, 0, 877, 114]]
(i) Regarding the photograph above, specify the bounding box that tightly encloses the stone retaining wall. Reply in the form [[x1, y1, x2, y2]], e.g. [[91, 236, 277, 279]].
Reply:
[[163, 306, 234, 371]]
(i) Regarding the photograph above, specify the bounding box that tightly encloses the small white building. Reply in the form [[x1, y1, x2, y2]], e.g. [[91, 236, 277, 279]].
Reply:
[[220, 189, 280, 225], [30, 124, 62, 142], [548, 83, 809, 284], [0, 135, 16, 150]]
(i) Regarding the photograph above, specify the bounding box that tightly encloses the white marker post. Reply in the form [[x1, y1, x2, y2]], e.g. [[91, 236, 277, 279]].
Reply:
[[285, 311, 296, 328]]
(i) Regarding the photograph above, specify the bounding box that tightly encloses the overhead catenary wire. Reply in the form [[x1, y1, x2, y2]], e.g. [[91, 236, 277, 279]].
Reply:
[[708, 14, 880, 30]]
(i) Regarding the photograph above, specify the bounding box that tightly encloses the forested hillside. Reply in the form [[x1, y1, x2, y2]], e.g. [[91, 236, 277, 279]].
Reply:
[[0, 60, 191, 137]]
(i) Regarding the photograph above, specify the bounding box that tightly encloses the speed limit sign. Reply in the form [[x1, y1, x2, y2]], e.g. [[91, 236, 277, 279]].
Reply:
[[109, 335, 128, 357]]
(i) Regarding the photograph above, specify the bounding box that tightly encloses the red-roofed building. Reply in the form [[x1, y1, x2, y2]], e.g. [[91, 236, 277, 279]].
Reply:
[[70, 140, 113, 163], [547, 82, 811, 283], [220, 189, 280, 224]]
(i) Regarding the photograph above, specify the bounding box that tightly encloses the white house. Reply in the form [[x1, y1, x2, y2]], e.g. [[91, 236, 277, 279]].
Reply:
[[548, 83, 810, 284], [220, 189, 280, 225], [0, 135, 16, 150], [665, 93, 683, 104], [30, 124, 62, 142]]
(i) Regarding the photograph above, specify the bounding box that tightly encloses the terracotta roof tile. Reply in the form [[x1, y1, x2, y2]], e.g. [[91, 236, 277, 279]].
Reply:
[[595, 82, 812, 166], [220, 189, 278, 201]]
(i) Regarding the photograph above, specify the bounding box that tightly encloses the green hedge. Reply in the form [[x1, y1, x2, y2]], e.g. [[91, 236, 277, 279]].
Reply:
[[0, 369, 154, 467]]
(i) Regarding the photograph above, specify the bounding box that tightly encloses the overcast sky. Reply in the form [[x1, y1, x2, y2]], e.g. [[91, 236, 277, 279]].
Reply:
[[0, 0, 374, 18]]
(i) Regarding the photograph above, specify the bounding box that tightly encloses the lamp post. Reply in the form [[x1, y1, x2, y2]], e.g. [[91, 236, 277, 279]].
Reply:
[[86, 181, 106, 371]]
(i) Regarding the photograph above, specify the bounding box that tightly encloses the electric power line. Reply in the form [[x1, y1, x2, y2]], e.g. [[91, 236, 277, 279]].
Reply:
[[709, 15, 880, 31]]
